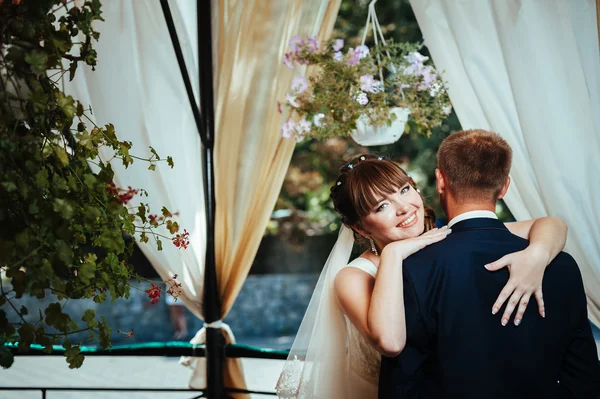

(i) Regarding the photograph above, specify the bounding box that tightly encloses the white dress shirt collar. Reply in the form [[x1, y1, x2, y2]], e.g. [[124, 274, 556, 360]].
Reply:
[[447, 210, 498, 228]]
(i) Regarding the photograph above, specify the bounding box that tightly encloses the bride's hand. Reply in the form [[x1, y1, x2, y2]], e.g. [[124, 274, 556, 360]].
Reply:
[[485, 244, 548, 326], [384, 226, 452, 259]]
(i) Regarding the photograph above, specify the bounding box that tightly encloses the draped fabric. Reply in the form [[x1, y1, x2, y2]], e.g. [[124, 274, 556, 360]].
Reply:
[[65, 0, 342, 392], [410, 0, 600, 325]]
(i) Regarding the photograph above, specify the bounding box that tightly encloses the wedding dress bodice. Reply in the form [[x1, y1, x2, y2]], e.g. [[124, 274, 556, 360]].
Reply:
[[341, 257, 380, 385]]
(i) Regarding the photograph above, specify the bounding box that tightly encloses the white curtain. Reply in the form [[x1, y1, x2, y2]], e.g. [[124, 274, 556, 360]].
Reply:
[[410, 0, 600, 325], [64, 0, 207, 319]]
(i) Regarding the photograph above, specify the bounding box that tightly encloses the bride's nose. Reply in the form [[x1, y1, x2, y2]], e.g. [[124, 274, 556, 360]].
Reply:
[[396, 202, 410, 215]]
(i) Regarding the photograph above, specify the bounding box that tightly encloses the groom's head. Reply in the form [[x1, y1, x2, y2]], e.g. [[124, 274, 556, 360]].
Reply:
[[435, 129, 512, 218]]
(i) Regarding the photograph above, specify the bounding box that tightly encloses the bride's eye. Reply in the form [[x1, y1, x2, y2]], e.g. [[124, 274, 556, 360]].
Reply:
[[400, 185, 410, 195], [376, 203, 388, 212]]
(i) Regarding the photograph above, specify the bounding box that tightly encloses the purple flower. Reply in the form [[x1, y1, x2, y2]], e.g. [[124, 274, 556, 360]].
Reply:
[[356, 92, 369, 105], [359, 74, 375, 92], [289, 36, 304, 53], [306, 37, 319, 53], [404, 51, 429, 65], [333, 51, 343, 62], [281, 119, 296, 138], [283, 53, 295, 69], [332, 39, 344, 52], [291, 76, 308, 94]]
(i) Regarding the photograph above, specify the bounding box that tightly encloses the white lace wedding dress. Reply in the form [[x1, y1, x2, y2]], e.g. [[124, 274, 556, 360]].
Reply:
[[276, 252, 380, 399], [341, 257, 380, 398]]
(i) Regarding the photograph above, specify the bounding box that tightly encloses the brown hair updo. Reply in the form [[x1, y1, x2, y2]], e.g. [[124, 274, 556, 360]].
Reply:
[[330, 154, 436, 236]]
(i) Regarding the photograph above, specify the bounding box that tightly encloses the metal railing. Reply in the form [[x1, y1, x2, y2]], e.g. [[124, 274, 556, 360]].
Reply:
[[2, 342, 289, 398]]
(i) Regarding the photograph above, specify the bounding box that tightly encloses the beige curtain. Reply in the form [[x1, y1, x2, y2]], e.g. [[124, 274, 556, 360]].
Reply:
[[184, 0, 342, 393]]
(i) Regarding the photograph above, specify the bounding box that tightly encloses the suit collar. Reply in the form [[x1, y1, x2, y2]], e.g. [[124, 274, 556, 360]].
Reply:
[[449, 217, 508, 233]]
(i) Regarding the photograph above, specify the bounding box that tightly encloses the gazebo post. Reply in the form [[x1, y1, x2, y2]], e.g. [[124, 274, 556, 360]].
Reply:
[[197, 1, 225, 398], [160, 0, 224, 397]]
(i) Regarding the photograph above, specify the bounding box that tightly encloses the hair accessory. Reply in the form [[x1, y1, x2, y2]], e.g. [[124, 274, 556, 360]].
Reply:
[[416, 188, 421, 193], [336, 181, 341, 186], [360, 156, 365, 161], [377, 156, 383, 160], [369, 237, 378, 256], [348, 163, 354, 169]]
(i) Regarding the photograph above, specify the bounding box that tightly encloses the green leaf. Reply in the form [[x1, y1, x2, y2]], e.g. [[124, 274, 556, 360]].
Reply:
[[161, 206, 172, 218], [57, 93, 77, 119], [53, 147, 70, 167], [53, 199, 74, 219], [24, 51, 49, 74], [167, 156, 174, 168], [65, 346, 85, 369], [35, 169, 49, 188], [137, 203, 147, 224], [69, 62, 78, 82], [82, 309, 97, 328], [157, 238, 163, 251], [149, 146, 160, 160], [0, 347, 14, 369], [148, 164, 156, 171], [1, 182, 17, 192]]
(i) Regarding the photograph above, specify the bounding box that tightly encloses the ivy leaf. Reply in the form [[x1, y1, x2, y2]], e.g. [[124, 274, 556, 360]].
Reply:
[[139, 232, 149, 244], [82, 309, 97, 328], [53, 146, 70, 167], [65, 346, 84, 369], [148, 164, 156, 171], [35, 169, 49, 188]]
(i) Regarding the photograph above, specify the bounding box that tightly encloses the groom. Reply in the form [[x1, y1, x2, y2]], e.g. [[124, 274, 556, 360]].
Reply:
[[379, 129, 600, 398]]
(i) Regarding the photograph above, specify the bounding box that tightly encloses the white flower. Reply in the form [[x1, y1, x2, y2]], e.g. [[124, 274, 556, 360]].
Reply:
[[286, 93, 300, 108], [297, 118, 312, 134], [281, 119, 296, 138], [371, 81, 384, 93], [355, 45, 370, 59], [332, 39, 344, 52], [356, 92, 369, 105], [333, 51, 343, 62], [404, 51, 429, 65], [359, 74, 375, 92], [291, 76, 308, 94], [313, 113, 325, 127], [442, 105, 453, 115]]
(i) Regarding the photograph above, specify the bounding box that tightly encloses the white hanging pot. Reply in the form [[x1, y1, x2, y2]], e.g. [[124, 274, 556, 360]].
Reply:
[[351, 107, 410, 146]]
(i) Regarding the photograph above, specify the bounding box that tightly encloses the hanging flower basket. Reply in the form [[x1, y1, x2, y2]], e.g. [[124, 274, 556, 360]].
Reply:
[[278, 1, 452, 145]]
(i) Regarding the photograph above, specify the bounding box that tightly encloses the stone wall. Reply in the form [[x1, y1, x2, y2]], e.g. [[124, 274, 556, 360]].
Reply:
[[3, 273, 319, 348]]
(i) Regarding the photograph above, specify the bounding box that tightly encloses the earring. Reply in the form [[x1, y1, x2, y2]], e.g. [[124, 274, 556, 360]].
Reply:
[[416, 188, 421, 193], [369, 237, 378, 256]]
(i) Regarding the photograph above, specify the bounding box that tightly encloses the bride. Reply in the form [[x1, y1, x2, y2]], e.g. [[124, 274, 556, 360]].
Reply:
[[275, 154, 567, 398]]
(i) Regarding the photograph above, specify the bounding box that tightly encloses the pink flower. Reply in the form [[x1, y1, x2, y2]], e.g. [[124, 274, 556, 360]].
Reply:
[[346, 48, 360, 66], [306, 37, 319, 53], [281, 119, 296, 139], [332, 39, 344, 52], [355, 45, 370, 60], [359, 74, 375, 92], [286, 93, 300, 108], [277, 101, 282, 114], [172, 229, 190, 249], [289, 36, 304, 53], [290, 76, 308, 94], [283, 53, 295, 69], [165, 275, 183, 301], [296, 118, 312, 135]]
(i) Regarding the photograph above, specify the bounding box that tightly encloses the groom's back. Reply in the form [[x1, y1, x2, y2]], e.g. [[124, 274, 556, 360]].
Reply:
[[379, 217, 600, 399]]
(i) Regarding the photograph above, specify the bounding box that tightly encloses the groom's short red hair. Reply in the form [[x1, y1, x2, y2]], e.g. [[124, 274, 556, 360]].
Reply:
[[437, 129, 512, 203]]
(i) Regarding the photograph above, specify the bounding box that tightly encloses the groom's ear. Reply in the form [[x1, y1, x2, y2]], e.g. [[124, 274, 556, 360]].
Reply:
[[496, 176, 511, 200], [435, 168, 445, 194]]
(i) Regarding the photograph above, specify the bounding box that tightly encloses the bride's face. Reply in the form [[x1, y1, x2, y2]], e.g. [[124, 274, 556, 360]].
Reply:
[[358, 183, 425, 249]]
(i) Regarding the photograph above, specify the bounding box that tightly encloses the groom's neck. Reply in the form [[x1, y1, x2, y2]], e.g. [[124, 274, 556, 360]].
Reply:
[[445, 201, 497, 222]]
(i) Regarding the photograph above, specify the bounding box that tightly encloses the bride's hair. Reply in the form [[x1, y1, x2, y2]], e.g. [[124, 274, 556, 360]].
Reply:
[[330, 154, 437, 238]]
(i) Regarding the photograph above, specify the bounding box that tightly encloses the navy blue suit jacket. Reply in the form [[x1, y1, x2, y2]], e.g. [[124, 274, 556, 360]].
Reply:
[[379, 217, 600, 399]]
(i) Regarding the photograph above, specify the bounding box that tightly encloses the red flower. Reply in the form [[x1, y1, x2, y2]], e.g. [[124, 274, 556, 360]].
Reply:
[[145, 283, 161, 304], [172, 229, 190, 249], [117, 329, 135, 339]]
